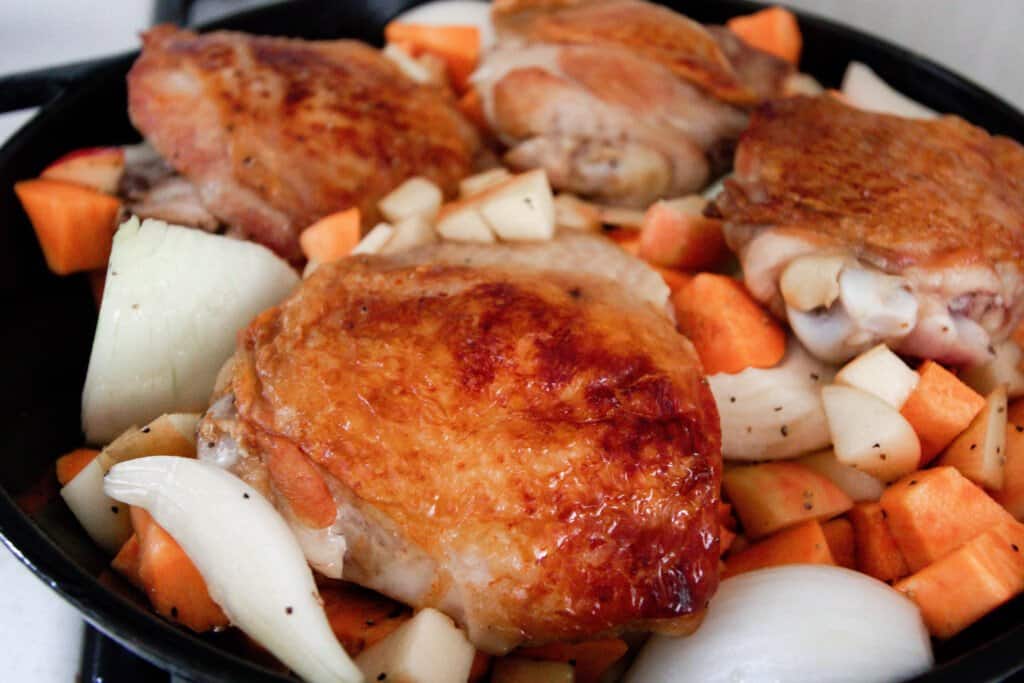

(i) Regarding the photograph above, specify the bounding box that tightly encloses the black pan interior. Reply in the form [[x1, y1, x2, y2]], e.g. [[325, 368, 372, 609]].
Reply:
[[1, 0, 1023, 680]]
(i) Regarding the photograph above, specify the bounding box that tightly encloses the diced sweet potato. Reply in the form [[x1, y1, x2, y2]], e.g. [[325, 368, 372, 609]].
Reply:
[[318, 580, 411, 656], [848, 502, 909, 582], [995, 401, 1024, 519], [638, 197, 726, 270], [516, 639, 628, 683], [900, 360, 986, 464], [110, 534, 143, 590], [880, 467, 1015, 572], [936, 385, 1008, 490], [723, 462, 853, 539], [822, 517, 855, 569], [724, 520, 835, 577], [56, 448, 99, 486], [727, 6, 802, 64], [299, 207, 362, 264], [895, 520, 1024, 638]]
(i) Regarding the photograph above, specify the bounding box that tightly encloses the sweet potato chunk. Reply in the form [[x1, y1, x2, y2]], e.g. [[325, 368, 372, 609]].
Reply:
[[848, 502, 909, 582], [723, 520, 835, 577], [900, 360, 986, 464], [822, 518, 855, 569], [516, 639, 628, 683]]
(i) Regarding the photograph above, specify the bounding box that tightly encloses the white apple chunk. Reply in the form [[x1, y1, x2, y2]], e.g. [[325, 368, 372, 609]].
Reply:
[[355, 608, 475, 683], [797, 449, 885, 502], [460, 168, 511, 198], [937, 385, 1008, 491], [822, 384, 921, 482], [477, 169, 555, 241], [961, 339, 1024, 399], [352, 222, 396, 255], [82, 218, 298, 443], [378, 177, 443, 224], [835, 344, 920, 409], [381, 215, 438, 254], [41, 146, 125, 194], [841, 62, 937, 119], [553, 193, 601, 232], [436, 199, 496, 243]]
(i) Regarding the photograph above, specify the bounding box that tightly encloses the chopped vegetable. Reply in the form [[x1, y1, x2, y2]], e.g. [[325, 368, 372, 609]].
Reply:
[[723, 462, 852, 539], [457, 87, 488, 131], [822, 517, 856, 569], [895, 520, 1024, 638], [384, 23, 480, 91], [723, 520, 835, 577], [477, 169, 555, 241], [553, 193, 602, 232], [652, 266, 693, 293], [637, 196, 727, 270], [319, 581, 411, 656], [516, 639, 628, 683], [936, 385, 1008, 490], [880, 466, 1015, 572], [40, 146, 125, 194], [299, 207, 362, 264], [56, 448, 99, 487], [392, 1, 495, 50], [900, 360, 986, 464], [355, 607, 476, 683], [110, 534, 142, 589], [778, 253, 844, 312], [436, 198, 495, 243], [492, 659, 574, 683], [381, 215, 438, 254], [726, 6, 802, 64], [460, 168, 511, 198], [14, 178, 121, 275], [797, 449, 884, 502], [848, 502, 909, 583], [840, 62, 938, 119], [378, 177, 443, 224], [834, 344, 919, 409], [961, 339, 1024, 399], [994, 401, 1024, 519], [352, 222, 397, 255], [673, 273, 787, 374]]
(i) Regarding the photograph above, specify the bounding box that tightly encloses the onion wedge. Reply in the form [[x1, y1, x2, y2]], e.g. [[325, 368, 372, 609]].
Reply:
[[104, 456, 362, 683]]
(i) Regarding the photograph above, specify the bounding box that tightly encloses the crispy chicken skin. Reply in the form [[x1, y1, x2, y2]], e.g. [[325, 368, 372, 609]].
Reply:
[[128, 26, 479, 260], [715, 95, 1024, 365], [200, 256, 721, 652]]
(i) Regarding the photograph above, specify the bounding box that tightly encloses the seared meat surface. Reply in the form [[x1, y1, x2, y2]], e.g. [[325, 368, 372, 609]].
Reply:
[[128, 26, 479, 260], [473, 0, 792, 206], [715, 95, 1024, 365], [199, 250, 721, 652]]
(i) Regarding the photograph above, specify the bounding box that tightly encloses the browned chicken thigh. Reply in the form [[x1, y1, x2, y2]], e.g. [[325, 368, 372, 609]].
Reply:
[[127, 26, 479, 260], [472, 0, 794, 206], [714, 95, 1024, 365], [198, 249, 722, 653]]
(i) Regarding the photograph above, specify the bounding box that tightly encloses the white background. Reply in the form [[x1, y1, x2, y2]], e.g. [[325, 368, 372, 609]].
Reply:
[[1, 1, 1022, 680]]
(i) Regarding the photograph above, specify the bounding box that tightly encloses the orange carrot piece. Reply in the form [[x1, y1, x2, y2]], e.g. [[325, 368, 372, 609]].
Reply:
[[900, 360, 986, 464], [14, 178, 121, 275], [606, 228, 640, 256], [673, 273, 786, 374], [895, 520, 1024, 638], [385, 23, 480, 92], [638, 200, 727, 270], [724, 520, 835, 578], [516, 639, 629, 683], [55, 448, 99, 486], [848, 502, 909, 582], [458, 87, 489, 131], [995, 401, 1024, 520], [726, 6, 802, 65], [130, 507, 229, 632], [299, 207, 361, 264], [880, 467, 1015, 572], [111, 534, 143, 590], [318, 580, 411, 656], [822, 517, 856, 569]]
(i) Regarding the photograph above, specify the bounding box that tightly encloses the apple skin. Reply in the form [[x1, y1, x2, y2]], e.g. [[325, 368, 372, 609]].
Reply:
[[41, 146, 125, 195]]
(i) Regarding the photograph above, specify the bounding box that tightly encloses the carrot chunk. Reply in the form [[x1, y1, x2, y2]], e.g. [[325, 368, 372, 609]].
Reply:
[[516, 639, 628, 683], [110, 534, 142, 590], [895, 520, 1024, 638], [995, 400, 1024, 519], [14, 178, 121, 275], [299, 207, 361, 264], [848, 502, 909, 582], [726, 6, 802, 64], [458, 87, 488, 131], [318, 580, 411, 656], [55, 448, 99, 486], [724, 520, 835, 577], [900, 360, 986, 464], [638, 199, 727, 270], [384, 23, 480, 92], [822, 517, 856, 569], [673, 273, 786, 374], [880, 467, 1015, 572]]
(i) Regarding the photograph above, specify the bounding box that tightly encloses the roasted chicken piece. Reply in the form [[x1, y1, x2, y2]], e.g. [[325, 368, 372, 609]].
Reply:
[[714, 95, 1024, 365], [198, 239, 721, 653], [127, 26, 479, 260], [472, 0, 793, 206]]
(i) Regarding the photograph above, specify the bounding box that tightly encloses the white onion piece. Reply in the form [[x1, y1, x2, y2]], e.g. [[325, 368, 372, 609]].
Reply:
[[104, 457, 361, 683], [840, 62, 938, 119], [626, 566, 933, 683], [709, 340, 835, 460], [393, 1, 495, 49]]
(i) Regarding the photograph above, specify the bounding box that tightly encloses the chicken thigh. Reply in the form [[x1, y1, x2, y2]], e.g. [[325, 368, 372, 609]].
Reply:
[[198, 244, 721, 653], [472, 0, 793, 206], [713, 95, 1024, 365], [128, 26, 479, 260]]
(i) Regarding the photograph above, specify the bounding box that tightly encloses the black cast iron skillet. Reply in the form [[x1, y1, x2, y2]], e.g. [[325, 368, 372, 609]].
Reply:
[[3, 1, 1024, 680]]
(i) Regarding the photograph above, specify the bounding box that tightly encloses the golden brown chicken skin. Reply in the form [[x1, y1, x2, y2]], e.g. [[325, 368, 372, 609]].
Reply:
[[201, 257, 721, 652], [128, 26, 479, 260]]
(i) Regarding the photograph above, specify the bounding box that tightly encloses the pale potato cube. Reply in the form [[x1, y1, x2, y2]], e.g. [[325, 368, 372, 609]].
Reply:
[[554, 193, 601, 232], [937, 385, 1008, 490], [835, 344, 920, 409], [352, 223, 395, 255], [492, 659, 575, 683], [478, 169, 555, 241], [355, 608, 475, 683], [436, 201, 496, 242], [382, 215, 438, 254], [460, 168, 511, 198], [379, 177, 443, 223]]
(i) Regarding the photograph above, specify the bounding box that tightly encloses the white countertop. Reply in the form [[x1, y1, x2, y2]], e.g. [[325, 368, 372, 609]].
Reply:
[[3, 1, 1023, 681]]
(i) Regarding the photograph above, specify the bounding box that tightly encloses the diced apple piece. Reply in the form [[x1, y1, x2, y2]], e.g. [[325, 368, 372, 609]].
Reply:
[[492, 659, 574, 683], [356, 608, 475, 683], [553, 193, 601, 232], [41, 146, 125, 194], [460, 168, 511, 198], [961, 339, 1024, 399], [840, 62, 938, 119], [378, 177, 443, 223], [797, 449, 884, 502], [352, 222, 396, 255], [381, 215, 438, 254], [835, 344, 919, 409], [779, 252, 845, 312], [723, 462, 853, 539], [995, 401, 1024, 519], [436, 200, 495, 243], [82, 218, 298, 444], [637, 196, 726, 270], [477, 169, 555, 241], [936, 386, 1008, 490], [822, 384, 921, 482]]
